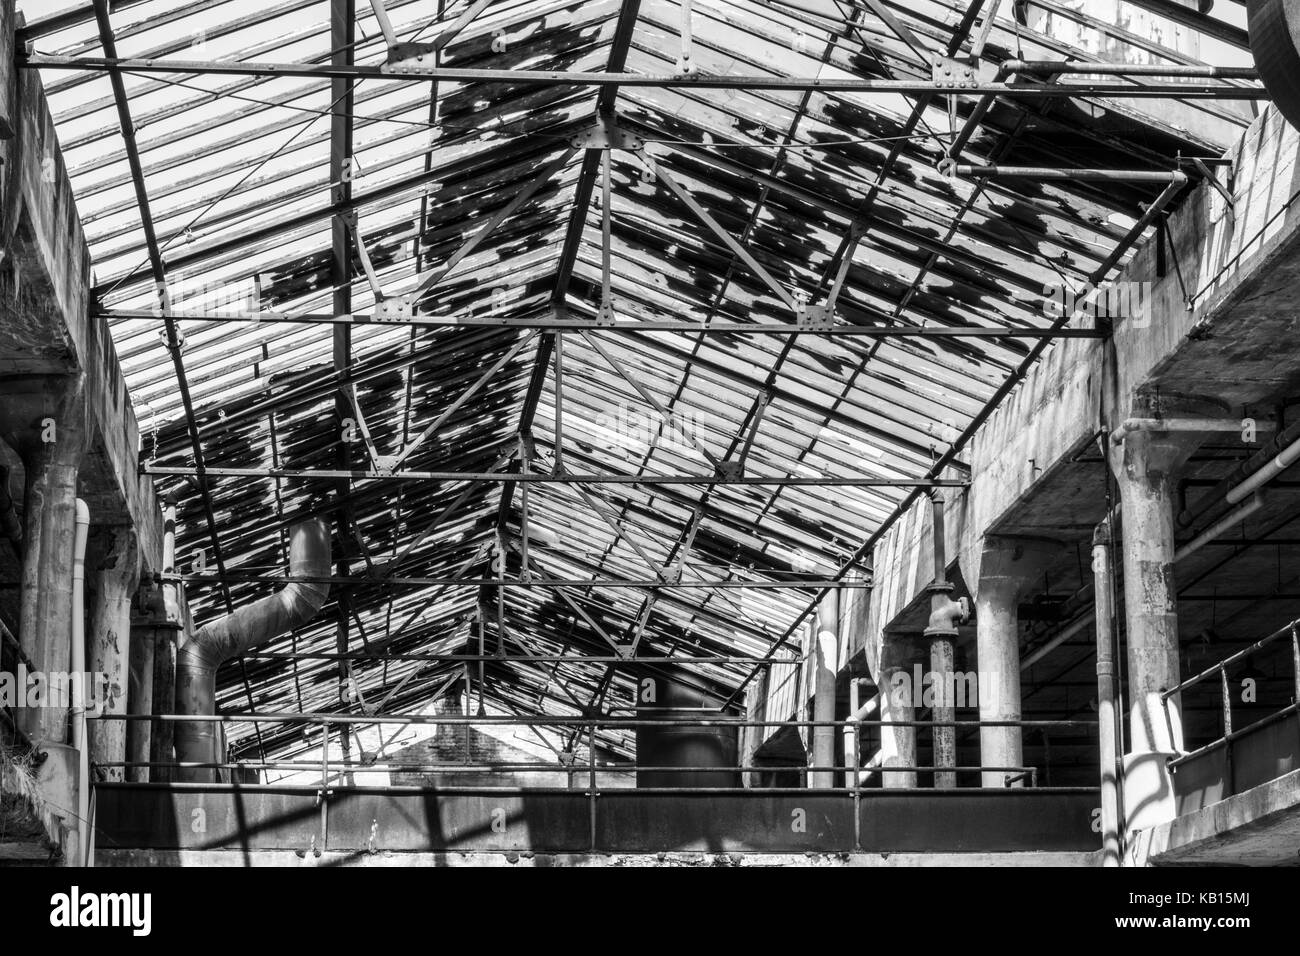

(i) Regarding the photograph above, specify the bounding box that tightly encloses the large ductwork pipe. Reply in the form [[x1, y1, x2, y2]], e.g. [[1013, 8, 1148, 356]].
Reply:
[[1249, 0, 1300, 131], [175, 519, 330, 782]]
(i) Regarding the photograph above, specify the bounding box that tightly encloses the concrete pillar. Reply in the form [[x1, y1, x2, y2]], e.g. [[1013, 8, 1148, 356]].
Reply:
[[878, 638, 917, 788], [87, 526, 140, 782], [974, 536, 1062, 787], [809, 589, 839, 788], [0, 373, 90, 746], [1111, 419, 1200, 834]]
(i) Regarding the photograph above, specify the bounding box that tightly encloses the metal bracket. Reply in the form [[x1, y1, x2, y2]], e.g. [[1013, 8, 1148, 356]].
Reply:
[[715, 460, 744, 480], [795, 302, 835, 330], [594, 299, 617, 326], [570, 118, 643, 151], [381, 45, 441, 72], [931, 57, 978, 89], [373, 296, 412, 323], [371, 454, 401, 474]]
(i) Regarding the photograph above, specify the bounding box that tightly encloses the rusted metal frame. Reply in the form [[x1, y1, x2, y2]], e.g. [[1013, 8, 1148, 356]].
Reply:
[[858, 0, 933, 68], [489, 597, 592, 713], [141, 463, 967, 487], [104, 308, 1109, 335], [531, 0, 645, 554], [722, 294, 1096, 709], [429, 0, 496, 51], [390, 330, 539, 468], [563, 480, 670, 587], [593, 7, 866, 651], [28, 55, 1271, 95], [409, 146, 580, 300], [578, 330, 723, 471], [573, 9, 870, 658], [631, 152, 797, 311], [817, 22, 986, 312], [332, 0, 362, 744], [522, 555, 631, 658], [250, 651, 785, 663], [508, 547, 787, 646], [599, 146, 614, 319], [384, 452, 514, 573], [714, 3, 1001, 697], [103, 124, 584, 298]]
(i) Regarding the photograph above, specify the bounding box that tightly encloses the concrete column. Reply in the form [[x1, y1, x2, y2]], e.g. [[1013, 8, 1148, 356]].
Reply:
[[878, 638, 917, 788], [1111, 421, 1199, 834], [809, 589, 839, 788], [974, 536, 1062, 787], [0, 373, 90, 746], [87, 526, 140, 782]]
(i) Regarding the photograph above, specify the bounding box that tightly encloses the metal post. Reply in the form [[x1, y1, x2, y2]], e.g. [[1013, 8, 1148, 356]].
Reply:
[[1092, 520, 1123, 866]]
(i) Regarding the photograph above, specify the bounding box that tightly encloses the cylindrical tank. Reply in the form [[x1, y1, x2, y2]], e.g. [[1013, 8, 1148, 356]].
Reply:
[[634, 667, 740, 789], [1249, 0, 1300, 131]]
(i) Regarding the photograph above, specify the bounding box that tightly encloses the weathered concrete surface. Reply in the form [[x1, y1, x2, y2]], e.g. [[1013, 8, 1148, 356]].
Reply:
[[1129, 768, 1300, 866], [965, 103, 1300, 547], [94, 848, 1100, 867], [0, 0, 161, 568]]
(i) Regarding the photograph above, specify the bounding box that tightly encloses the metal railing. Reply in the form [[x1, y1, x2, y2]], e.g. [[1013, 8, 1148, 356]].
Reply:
[[1163, 617, 1300, 776], [96, 712, 1091, 791]]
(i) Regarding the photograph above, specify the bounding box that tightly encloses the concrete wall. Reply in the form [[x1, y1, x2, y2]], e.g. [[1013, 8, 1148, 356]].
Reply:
[[0, 0, 162, 568]]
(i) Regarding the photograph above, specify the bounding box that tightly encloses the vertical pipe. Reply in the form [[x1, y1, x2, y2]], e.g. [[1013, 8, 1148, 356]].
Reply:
[[126, 625, 156, 783], [70, 499, 90, 867], [1092, 520, 1122, 866], [844, 676, 860, 786]]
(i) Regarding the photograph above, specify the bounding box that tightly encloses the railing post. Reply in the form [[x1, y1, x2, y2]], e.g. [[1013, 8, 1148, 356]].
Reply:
[[317, 720, 329, 857], [588, 719, 598, 852]]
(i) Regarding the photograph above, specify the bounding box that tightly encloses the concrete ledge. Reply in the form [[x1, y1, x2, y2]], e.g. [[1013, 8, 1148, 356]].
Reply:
[[94, 848, 1102, 868], [1129, 768, 1300, 866]]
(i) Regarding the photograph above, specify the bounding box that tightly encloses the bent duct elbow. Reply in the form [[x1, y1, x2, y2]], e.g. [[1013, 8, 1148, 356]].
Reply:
[[176, 519, 331, 782]]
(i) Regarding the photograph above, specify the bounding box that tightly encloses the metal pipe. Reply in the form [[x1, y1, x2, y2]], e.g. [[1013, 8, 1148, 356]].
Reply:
[[70, 499, 90, 867], [954, 165, 1189, 183], [175, 519, 331, 782], [1003, 60, 1259, 79], [1091, 519, 1122, 867], [1111, 417, 1270, 444], [1173, 492, 1265, 562], [1226, 432, 1300, 504]]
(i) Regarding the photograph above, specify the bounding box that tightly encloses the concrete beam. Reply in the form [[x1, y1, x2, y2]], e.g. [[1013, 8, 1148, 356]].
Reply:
[[0, 0, 162, 570], [1129, 768, 1300, 866], [964, 104, 1300, 545]]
